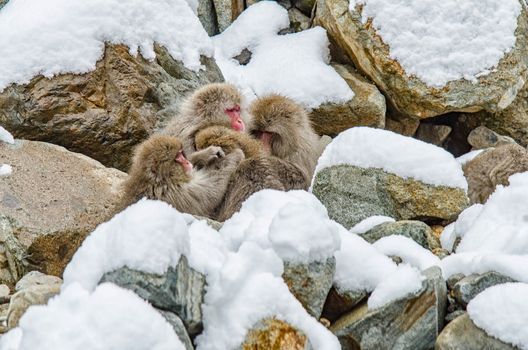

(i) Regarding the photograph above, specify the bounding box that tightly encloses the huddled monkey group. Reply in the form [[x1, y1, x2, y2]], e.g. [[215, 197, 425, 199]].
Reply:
[[118, 83, 323, 221]]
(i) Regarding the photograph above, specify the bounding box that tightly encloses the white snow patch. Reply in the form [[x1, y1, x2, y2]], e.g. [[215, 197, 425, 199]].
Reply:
[[0, 164, 12, 177], [195, 242, 340, 350], [368, 264, 424, 310], [221, 190, 340, 264], [1, 283, 185, 350], [456, 172, 528, 254], [0, 126, 14, 144], [213, 1, 354, 108], [349, 215, 395, 234], [351, 0, 521, 87], [468, 283, 528, 349], [312, 127, 468, 190], [0, 0, 212, 91], [373, 235, 440, 271], [62, 199, 190, 291], [440, 223, 456, 252], [456, 149, 487, 165]]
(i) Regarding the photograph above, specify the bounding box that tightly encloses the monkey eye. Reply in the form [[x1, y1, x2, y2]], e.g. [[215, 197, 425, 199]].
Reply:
[[226, 105, 240, 113]]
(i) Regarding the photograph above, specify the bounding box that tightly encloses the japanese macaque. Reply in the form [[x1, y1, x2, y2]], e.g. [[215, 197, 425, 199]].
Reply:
[[162, 83, 248, 156], [215, 95, 320, 221], [463, 143, 528, 204], [194, 125, 264, 159], [118, 135, 244, 218], [248, 94, 321, 180]]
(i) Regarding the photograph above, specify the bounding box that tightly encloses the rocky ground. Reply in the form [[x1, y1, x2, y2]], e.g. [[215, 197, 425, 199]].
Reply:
[[1, 0, 528, 349]]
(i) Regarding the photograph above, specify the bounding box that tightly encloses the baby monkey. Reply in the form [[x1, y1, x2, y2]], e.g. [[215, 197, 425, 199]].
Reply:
[[118, 135, 244, 218]]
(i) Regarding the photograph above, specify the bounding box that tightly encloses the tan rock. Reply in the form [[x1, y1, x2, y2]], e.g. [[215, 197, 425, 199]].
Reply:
[[468, 126, 519, 150], [385, 116, 420, 137], [0, 140, 126, 278], [7, 284, 61, 329], [416, 124, 452, 146], [0, 44, 223, 171], [314, 0, 528, 119], [242, 318, 309, 350], [214, 0, 244, 32], [310, 64, 386, 135]]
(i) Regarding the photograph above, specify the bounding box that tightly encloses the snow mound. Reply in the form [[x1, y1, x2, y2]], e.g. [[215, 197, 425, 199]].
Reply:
[[456, 172, 528, 254], [0, 126, 14, 144], [351, 0, 521, 87], [1, 283, 185, 350], [312, 127, 468, 190], [0, 0, 212, 91], [368, 264, 423, 310], [62, 199, 190, 291], [214, 1, 353, 108], [220, 190, 341, 264], [349, 215, 395, 234], [0, 164, 12, 177], [373, 235, 440, 271], [195, 242, 340, 350], [468, 283, 528, 349]]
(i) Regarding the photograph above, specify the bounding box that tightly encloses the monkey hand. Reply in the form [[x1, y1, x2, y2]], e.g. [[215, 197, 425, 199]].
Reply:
[[189, 146, 226, 169]]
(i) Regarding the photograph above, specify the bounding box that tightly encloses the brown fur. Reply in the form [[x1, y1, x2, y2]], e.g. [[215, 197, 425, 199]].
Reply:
[[463, 144, 528, 204], [248, 94, 320, 180], [194, 125, 264, 159], [118, 135, 244, 218], [162, 83, 250, 156]]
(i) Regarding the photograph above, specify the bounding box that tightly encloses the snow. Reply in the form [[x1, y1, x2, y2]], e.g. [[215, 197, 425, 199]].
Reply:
[[195, 242, 340, 350], [0, 126, 14, 144], [373, 235, 440, 271], [220, 190, 340, 264], [368, 264, 424, 310], [440, 223, 456, 252], [351, 0, 521, 87], [0, 164, 12, 177], [456, 149, 487, 165], [213, 1, 354, 109], [349, 215, 395, 234], [468, 283, 528, 349], [454, 204, 484, 240], [62, 199, 190, 291], [456, 172, 528, 254], [0, 0, 212, 91], [312, 127, 468, 190], [1, 283, 185, 350]]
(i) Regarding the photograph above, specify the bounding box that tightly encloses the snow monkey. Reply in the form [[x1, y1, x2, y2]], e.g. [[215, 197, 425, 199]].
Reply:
[[118, 135, 244, 218], [162, 83, 248, 156], [194, 125, 264, 160], [463, 143, 528, 204]]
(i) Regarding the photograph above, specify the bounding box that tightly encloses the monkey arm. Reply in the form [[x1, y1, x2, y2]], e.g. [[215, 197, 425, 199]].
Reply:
[[188, 146, 226, 169], [194, 125, 263, 158]]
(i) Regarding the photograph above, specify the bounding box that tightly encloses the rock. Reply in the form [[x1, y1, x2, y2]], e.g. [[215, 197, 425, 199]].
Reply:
[[360, 220, 441, 251], [311, 165, 469, 228], [7, 278, 62, 329], [435, 313, 515, 350], [242, 318, 310, 350], [0, 44, 223, 171], [159, 310, 195, 350], [293, 0, 315, 16], [100, 256, 206, 337], [15, 271, 62, 292], [197, 0, 219, 36], [463, 144, 528, 204], [385, 115, 420, 137], [467, 126, 518, 150], [0, 140, 125, 279], [213, 0, 244, 32], [310, 64, 386, 136], [416, 124, 452, 146], [330, 267, 447, 350], [234, 48, 252, 65], [282, 257, 335, 319], [314, 0, 528, 119], [0, 285, 9, 299], [322, 286, 366, 323], [452, 272, 515, 308], [288, 8, 311, 32]]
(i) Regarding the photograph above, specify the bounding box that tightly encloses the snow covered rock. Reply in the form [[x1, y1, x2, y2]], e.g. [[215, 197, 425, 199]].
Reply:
[[0, 44, 223, 171], [242, 318, 310, 350], [436, 313, 515, 350], [330, 267, 447, 350], [100, 257, 206, 337], [314, 0, 528, 119], [282, 258, 335, 319], [310, 64, 386, 135], [359, 220, 440, 251], [0, 140, 125, 279], [463, 144, 528, 204], [452, 272, 515, 308]]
